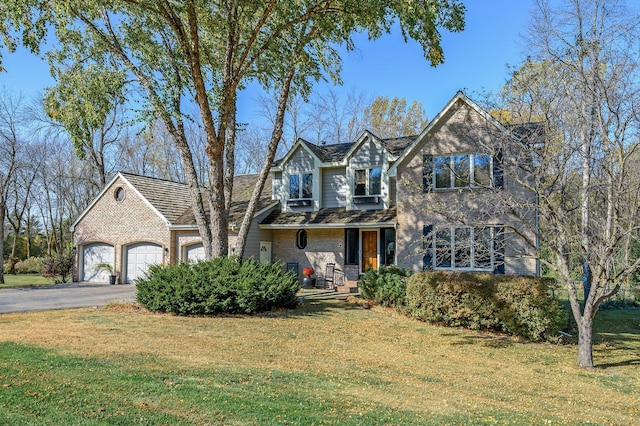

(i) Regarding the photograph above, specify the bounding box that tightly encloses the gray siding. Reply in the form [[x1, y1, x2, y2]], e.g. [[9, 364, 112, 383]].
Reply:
[[351, 139, 384, 167], [286, 146, 315, 172], [272, 172, 283, 200], [322, 167, 347, 208], [231, 208, 274, 260]]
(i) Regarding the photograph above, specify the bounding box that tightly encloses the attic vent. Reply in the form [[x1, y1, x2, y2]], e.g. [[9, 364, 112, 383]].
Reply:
[[114, 187, 125, 202]]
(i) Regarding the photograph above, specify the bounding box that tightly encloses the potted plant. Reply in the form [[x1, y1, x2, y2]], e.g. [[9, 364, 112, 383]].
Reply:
[[302, 267, 315, 289], [96, 263, 117, 285]]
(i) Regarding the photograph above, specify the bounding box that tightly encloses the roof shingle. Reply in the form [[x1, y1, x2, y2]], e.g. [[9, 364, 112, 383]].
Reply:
[[260, 206, 397, 227], [120, 172, 273, 227]]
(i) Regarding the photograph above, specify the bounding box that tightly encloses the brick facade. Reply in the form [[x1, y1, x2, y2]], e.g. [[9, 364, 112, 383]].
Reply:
[[73, 176, 171, 282], [272, 228, 346, 279], [395, 100, 538, 275]]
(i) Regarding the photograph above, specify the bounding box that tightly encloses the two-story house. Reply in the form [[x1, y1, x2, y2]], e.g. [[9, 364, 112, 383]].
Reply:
[[71, 92, 539, 284]]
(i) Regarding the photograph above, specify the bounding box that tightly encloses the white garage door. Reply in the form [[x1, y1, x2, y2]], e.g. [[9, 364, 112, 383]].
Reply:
[[125, 243, 163, 283], [82, 243, 114, 282], [185, 244, 205, 263]]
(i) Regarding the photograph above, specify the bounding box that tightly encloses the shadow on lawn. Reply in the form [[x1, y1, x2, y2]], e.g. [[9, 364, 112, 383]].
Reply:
[[597, 357, 640, 369], [448, 333, 515, 349], [256, 298, 360, 319]]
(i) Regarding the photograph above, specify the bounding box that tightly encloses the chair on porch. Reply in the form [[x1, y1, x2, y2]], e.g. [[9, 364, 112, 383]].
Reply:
[[316, 263, 335, 289], [333, 270, 345, 288]]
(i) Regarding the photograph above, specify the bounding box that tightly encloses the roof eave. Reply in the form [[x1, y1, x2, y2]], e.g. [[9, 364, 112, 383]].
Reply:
[[70, 172, 124, 232], [259, 221, 397, 230], [388, 91, 509, 175]]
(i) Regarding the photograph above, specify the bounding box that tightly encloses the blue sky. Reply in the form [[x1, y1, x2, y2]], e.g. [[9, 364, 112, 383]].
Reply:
[[0, 0, 534, 122]]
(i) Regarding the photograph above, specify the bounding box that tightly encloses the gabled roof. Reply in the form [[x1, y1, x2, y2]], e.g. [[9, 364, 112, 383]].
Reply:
[[387, 91, 509, 175], [273, 132, 417, 169], [72, 172, 274, 231], [173, 174, 275, 227], [306, 141, 355, 163], [119, 172, 193, 224], [70, 172, 187, 231], [272, 138, 323, 168], [381, 135, 419, 156], [388, 93, 545, 176]]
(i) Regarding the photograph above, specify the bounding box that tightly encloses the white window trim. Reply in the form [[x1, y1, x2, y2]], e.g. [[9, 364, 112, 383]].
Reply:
[[289, 172, 314, 200], [433, 153, 493, 190], [432, 226, 495, 271], [354, 166, 382, 197]]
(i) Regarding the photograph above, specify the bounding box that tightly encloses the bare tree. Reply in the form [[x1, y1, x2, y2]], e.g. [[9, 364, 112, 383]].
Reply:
[[0, 89, 28, 283], [5, 144, 41, 273], [497, 0, 640, 368]]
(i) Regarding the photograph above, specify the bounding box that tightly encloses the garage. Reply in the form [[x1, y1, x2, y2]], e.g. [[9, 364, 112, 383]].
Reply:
[[82, 243, 114, 282], [124, 243, 163, 283], [185, 243, 205, 263]]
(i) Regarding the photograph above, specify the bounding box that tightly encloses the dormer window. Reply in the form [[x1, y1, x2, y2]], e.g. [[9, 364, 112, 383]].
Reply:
[[289, 173, 313, 199], [354, 167, 381, 196]]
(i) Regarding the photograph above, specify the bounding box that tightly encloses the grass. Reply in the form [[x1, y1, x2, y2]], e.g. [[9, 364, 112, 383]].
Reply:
[[0, 300, 639, 425], [0, 273, 53, 288]]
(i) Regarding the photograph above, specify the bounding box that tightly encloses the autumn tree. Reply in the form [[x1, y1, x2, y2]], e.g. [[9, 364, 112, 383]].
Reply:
[[43, 58, 127, 189], [364, 96, 429, 138]]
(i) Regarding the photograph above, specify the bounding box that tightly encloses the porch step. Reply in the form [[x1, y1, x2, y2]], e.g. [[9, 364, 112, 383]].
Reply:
[[298, 288, 359, 301]]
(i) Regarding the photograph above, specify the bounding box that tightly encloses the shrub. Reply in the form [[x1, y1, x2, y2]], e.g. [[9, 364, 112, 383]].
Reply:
[[136, 256, 300, 315], [41, 251, 75, 284], [358, 265, 411, 308], [406, 271, 567, 342], [14, 257, 45, 274]]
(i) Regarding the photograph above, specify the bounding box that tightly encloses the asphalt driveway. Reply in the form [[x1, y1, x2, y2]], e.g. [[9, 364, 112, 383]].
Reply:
[[0, 282, 137, 314]]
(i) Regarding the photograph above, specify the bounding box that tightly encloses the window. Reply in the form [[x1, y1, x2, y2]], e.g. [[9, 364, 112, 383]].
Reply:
[[380, 228, 396, 266], [296, 229, 307, 249], [114, 187, 125, 201], [354, 167, 382, 196], [289, 173, 313, 199], [345, 229, 359, 265], [431, 226, 496, 271], [433, 154, 492, 189]]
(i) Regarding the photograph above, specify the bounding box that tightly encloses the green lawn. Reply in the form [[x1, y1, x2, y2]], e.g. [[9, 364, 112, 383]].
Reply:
[[0, 300, 638, 425], [0, 273, 53, 288]]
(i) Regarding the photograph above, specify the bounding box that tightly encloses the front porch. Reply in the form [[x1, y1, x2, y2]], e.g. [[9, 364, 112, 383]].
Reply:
[[259, 206, 398, 283]]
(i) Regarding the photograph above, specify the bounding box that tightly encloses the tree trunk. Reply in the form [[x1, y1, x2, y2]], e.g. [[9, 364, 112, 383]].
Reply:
[[9, 222, 19, 274], [0, 203, 5, 284], [577, 315, 594, 369], [207, 143, 229, 257], [235, 67, 295, 257]]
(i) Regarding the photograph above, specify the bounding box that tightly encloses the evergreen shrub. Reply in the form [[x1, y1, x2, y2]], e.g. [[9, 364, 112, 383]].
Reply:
[[358, 265, 411, 307], [406, 271, 567, 341], [136, 256, 300, 315]]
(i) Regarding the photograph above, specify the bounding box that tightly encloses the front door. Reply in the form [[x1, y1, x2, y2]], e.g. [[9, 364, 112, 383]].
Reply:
[[361, 230, 378, 273]]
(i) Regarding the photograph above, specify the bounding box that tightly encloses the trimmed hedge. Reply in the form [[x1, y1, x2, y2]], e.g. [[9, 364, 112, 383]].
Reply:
[[406, 271, 567, 342], [358, 265, 411, 307], [136, 256, 300, 315]]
